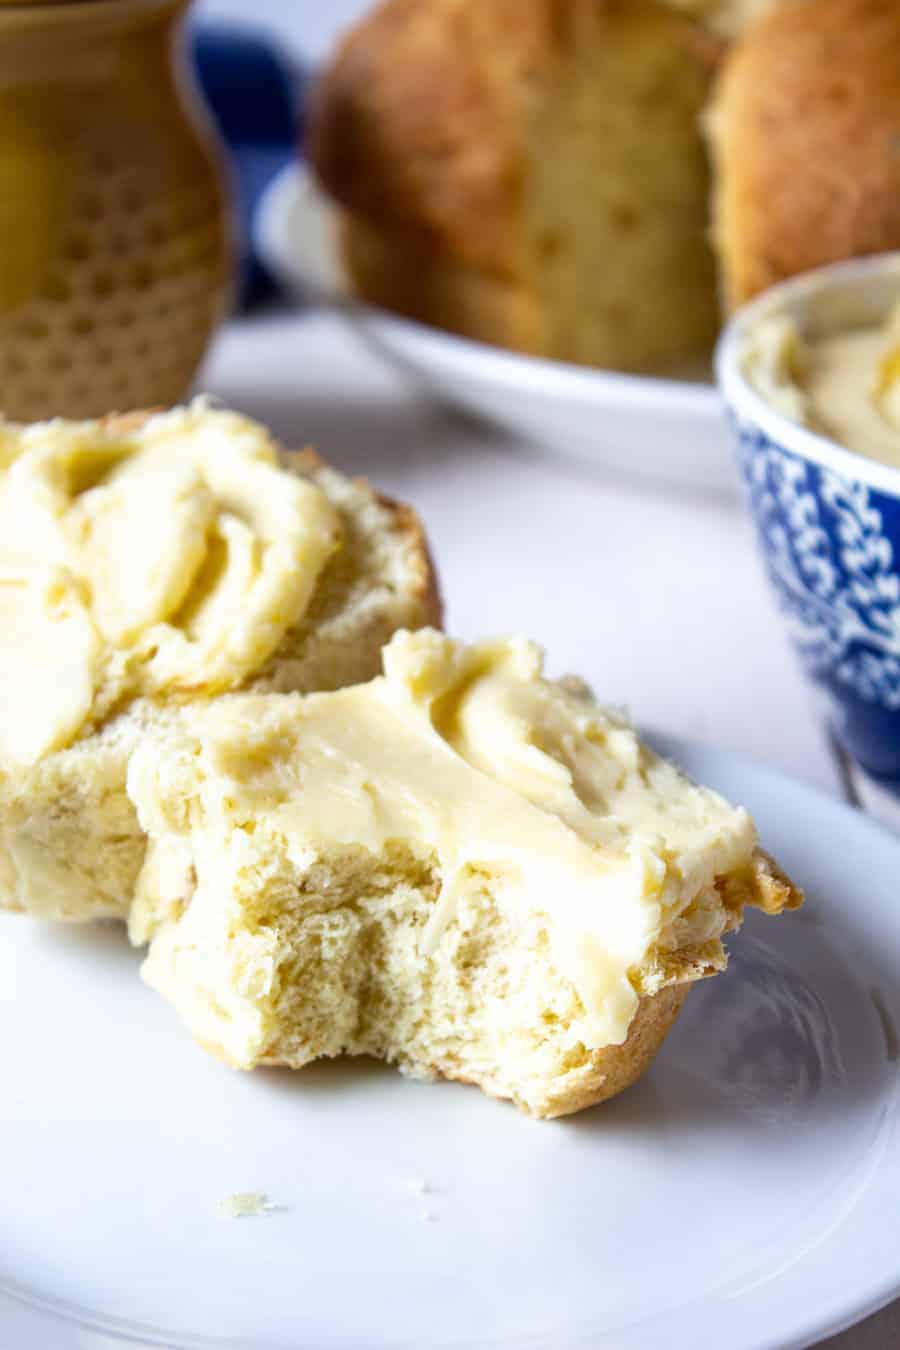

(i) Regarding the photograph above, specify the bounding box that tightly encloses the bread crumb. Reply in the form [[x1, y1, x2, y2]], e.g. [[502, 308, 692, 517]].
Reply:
[[218, 1192, 280, 1219]]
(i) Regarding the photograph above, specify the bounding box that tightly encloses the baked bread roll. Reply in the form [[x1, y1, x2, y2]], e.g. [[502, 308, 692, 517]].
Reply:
[[0, 405, 439, 922], [311, 0, 720, 373], [662, 0, 787, 39], [711, 0, 900, 307], [128, 630, 801, 1119]]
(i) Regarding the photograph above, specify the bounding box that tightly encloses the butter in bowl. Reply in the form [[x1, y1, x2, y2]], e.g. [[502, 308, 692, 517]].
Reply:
[[717, 252, 900, 825]]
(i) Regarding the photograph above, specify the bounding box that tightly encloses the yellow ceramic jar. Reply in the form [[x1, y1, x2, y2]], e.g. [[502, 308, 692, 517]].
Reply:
[[0, 0, 231, 421]]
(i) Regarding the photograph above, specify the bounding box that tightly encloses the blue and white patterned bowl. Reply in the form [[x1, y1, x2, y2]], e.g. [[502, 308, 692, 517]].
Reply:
[[716, 253, 900, 819]]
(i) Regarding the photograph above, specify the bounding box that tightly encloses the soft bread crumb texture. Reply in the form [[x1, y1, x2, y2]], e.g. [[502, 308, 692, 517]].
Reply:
[[128, 631, 801, 1119], [0, 407, 440, 922], [311, 0, 720, 373]]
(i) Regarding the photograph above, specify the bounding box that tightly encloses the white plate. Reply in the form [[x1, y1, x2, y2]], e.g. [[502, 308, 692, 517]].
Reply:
[[3, 735, 899, 1350], [255, 166, 734, 493]]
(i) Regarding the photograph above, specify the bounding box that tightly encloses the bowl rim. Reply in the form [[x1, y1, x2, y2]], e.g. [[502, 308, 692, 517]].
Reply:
[[715, 251, 900, 497], [256, 161, 721, 416]]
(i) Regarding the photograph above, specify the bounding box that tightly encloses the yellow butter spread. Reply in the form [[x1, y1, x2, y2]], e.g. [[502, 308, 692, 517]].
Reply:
[[0, 404, 341, 767], [129, 630, 756, 1051], [743, 306, 900, 465], [0, 566, 98, 766]]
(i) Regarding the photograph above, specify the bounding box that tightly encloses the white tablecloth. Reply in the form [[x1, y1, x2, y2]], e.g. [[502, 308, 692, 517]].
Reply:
[[200, 308, 897, 1350]]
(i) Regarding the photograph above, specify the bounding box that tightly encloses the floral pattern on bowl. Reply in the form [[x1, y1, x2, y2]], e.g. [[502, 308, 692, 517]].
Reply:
[[738, 422, 900, 702], [717, 252, 900, 803]]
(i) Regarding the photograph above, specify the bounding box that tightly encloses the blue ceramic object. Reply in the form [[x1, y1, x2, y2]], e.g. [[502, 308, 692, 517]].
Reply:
[[717, 254, 900, 807], [190, 24, 308, 308]]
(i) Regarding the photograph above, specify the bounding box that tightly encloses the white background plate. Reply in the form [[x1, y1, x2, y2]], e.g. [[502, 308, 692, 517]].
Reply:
[[255, 166, 734, 494], [2, 736, 899, 1350]]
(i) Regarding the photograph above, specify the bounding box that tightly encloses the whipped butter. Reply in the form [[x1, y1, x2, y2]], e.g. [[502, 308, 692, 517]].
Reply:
[[129, 630, 757, 1056], [743, 306, 900, 465], [0, 405, 341, 767]]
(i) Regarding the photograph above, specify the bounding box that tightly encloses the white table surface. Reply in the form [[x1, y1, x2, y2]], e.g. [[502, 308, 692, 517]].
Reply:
[[193, 4, 899, 1345]]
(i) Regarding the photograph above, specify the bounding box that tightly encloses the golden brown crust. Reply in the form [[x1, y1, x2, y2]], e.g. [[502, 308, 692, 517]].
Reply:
[[747, 847, 804, 915], [712, 845, 804, 921], [287, 445, 443, 630], [260, 983, 690, 1119], [517, 847, 801, 1117], [250, 838, 801, 1119], [711, 0, 900, 307], [540, 983, 691, 1118], [310, 0, 541, 275], [384, 498, 445, 632], [313, 0, 721, 372], [446, 983, 691, 1119], [312, 0, 718, 274], [229, 834, 803, 1120]]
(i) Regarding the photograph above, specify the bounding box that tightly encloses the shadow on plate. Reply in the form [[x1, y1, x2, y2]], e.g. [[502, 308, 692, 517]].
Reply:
[[251, 901, 898, 1142], [29, 915, 139, 968], [569, 903, 898, 1138], [18, 876, 899, 1137]]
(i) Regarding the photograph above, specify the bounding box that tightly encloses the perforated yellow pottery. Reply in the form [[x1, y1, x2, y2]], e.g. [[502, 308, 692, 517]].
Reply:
[[0, 0, 231, 420]]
